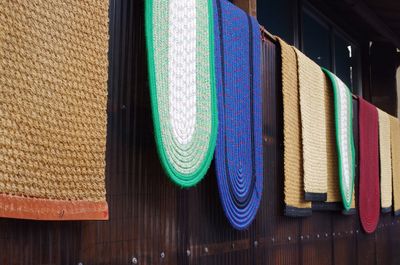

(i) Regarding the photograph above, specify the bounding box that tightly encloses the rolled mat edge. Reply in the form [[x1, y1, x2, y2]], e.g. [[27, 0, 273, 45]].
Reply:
[[305, 192, 327, 202], [381, 207, 392, 214], [0, 194, 108, 220]]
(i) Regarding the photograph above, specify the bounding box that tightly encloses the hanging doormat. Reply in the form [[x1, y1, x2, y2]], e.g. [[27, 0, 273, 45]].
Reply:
[[294, 49, 328, 202], [311, 73, 341, 211], [213, 0, 263, 229], [145, 0, 218, 187], [277, 38, 311, 217], [378, 110, 393, 213], [390, 116, 400, 216], [322, 69, 356, 211], [0, 1, 109, 220], [358, 98, 380, 233], [312, 72, 343, 211], [323, 73, 341, 205]]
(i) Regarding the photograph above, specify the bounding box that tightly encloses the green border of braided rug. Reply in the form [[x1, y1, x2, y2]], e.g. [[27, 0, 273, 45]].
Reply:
[[322, 68, 356, 210], [145, 0, 218, 187]]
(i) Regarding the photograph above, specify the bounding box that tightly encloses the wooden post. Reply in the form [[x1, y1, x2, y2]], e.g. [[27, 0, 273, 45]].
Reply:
[[232, 0, 257, 17]]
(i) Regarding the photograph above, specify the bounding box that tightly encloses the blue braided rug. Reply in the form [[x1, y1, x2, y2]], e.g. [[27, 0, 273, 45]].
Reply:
[[213, 0, 263, 230]]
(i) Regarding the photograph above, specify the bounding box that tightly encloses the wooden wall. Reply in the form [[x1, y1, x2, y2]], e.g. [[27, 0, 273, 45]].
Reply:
[[0, 0, 399, 264]]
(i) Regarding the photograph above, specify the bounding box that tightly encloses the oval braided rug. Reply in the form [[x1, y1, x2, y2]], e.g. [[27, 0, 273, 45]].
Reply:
[[322, 69, 356, 211], [358, 98, 380, 233], [213, 0, 263, 230], [145, 0, 218, 187]]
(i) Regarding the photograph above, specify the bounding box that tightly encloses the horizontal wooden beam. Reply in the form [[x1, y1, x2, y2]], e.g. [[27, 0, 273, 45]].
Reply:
[[344, 0, 400, 48]]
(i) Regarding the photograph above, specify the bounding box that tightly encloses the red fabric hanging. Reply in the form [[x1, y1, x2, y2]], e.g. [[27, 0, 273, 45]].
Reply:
[[358, 98, 380, 233]]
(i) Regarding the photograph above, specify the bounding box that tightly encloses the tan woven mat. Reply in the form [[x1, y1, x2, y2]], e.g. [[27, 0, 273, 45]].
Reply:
[[390, 116, 400, 215], [378, 110, 392, 211], [323, 74, 340, 203], [278, 38, 311, 216], [0, 1, 109, 220], [294, 48, 328, 201], [310, 75, 342, 211]]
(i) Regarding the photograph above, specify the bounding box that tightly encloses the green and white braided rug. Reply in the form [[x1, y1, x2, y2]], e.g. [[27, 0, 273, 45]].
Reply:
[[145, 0, 218, 187], [322, 68, 356, 210]]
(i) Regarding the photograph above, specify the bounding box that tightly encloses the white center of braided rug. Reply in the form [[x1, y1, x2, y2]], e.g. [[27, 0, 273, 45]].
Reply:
[[168, 0, 197, 145], [336, 76, 351, 200]]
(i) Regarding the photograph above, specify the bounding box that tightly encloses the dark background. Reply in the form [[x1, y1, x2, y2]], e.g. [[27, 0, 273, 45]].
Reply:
[[0, 1, 399, 264]]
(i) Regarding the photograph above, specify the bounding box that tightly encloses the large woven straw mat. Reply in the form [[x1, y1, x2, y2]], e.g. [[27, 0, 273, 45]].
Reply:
[[145, 0, 218, 187], [294, 48, 328, 202], [322, 69, 356, 211], [390, 116, 400, 216], [213, 0, 263, 229], [377, 109, 393, 212], [311, 73, 342, 212], [311, 74, 343, 212], [0, 1, 109, 220], [277, 38, 311, 217], [323, 73, 341, 204]]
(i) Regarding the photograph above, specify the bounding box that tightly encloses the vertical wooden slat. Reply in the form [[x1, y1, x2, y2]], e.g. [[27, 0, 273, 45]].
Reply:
[[332, 213, 358, 265]]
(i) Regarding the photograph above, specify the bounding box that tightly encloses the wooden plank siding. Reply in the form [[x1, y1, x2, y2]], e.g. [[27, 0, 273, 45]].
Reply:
[[0, 0, 399, 264]]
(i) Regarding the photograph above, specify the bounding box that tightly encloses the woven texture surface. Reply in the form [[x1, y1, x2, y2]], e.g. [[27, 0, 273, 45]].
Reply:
[[278, 38, 311, 215], [0, 0, 109, 220], [145, 0, 217, 187], [294, 48, 328, 199], [323, 74, 340, 203], [322, 69, 355, 210], [358, 98, 380, 233], [378, 110, 393, 210], [214, 0, 263, 229], [390, 116, 400, 215]]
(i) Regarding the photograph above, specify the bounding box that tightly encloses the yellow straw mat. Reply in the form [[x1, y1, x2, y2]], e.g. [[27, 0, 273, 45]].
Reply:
[[294, 48, 328, 201], [323, 74, 341, 203], [0, 1, 109, 220], [378, 110, 392, 211], [390, 116, 400, 215], [278, 38, 311, 216]]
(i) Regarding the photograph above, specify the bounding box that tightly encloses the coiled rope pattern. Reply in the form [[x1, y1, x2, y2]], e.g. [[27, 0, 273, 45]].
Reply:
[[145, 0, 218, 187], [214, 0, 263, 230]]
